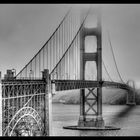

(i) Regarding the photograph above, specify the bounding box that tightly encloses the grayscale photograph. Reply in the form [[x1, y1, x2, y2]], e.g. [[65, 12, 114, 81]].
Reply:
[[0, 4, 139, 136]]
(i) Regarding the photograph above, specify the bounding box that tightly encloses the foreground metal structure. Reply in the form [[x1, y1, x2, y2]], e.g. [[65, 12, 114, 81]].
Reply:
[[0, 70, 52, 136]]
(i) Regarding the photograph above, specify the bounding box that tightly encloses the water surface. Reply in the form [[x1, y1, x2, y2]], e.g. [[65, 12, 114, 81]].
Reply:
[[52, 103, 140, 136]]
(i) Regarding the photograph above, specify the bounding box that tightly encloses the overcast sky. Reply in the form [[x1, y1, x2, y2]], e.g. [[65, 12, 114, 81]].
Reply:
[[0, 4, 140, 87]]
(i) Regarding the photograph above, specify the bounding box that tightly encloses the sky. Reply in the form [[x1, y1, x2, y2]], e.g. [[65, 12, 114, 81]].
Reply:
[[0, 4, 140, 87]]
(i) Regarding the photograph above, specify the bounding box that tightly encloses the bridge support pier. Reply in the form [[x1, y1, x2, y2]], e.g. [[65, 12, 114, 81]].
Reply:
[[78, 115, 104, 128]]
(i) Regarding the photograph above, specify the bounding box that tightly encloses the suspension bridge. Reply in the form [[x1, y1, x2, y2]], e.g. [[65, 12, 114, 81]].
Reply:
[[0, 5, 136, 136]]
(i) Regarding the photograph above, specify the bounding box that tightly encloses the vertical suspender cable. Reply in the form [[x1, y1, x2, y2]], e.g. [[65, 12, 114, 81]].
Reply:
[[16, 7, 72, 78], [50, 40, 52, 72], [43, 45, 45, 71], [50, 6, 91, 76], [39, 52, 41, 78], [35, 56, 36, 78]]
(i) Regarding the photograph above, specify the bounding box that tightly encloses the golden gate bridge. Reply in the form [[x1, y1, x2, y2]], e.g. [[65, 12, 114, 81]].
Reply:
[[0, 5, 136, 136]]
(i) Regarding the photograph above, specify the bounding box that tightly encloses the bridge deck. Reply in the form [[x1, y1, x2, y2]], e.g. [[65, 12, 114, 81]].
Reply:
[[52, 80, 130, 91]]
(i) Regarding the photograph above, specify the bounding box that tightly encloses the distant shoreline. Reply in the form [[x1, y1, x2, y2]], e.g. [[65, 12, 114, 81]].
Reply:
[[52, 88, 140, 105]]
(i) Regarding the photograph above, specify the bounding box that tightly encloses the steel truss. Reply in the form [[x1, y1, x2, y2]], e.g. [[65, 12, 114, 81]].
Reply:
[[1, 79, 47, 136]]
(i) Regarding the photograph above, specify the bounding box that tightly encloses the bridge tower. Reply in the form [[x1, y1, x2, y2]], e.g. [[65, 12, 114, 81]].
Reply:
[[126, 80, 136, 105], [78, 8, 105, 128]]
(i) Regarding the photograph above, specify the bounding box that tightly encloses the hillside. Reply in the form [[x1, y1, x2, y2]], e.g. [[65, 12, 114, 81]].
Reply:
[[52, 88, 140, 105]]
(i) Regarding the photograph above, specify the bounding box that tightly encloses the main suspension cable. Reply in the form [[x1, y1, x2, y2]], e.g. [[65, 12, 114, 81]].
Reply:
[[102, 59, 113, 82], [107, 30, 125, 83], [16, 7, 72, 78]]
